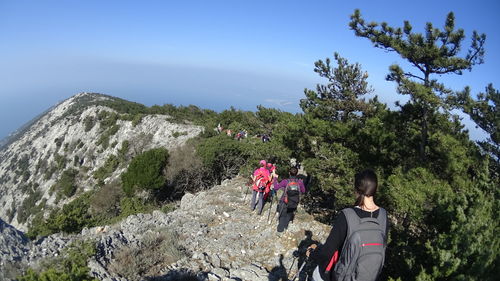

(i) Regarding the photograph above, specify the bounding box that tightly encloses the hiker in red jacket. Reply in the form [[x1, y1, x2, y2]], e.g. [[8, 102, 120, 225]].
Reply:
[[273, 167, 305, 232], [250, 160, 270, 215]]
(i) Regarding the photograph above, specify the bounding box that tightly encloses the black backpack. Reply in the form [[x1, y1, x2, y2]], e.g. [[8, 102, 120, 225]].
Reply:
[[284, 178, 301, 209]]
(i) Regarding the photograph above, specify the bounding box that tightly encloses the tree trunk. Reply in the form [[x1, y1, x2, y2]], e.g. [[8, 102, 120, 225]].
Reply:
[[420, 72, 430, 163]]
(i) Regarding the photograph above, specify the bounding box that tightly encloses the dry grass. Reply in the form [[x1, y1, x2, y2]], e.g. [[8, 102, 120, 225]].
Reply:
[[89, 180, 123, 218], [165, 143, 212, 198], [108, 230, 186, 280]]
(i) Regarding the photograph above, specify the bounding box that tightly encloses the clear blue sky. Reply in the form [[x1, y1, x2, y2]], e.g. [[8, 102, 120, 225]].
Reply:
[[1, 0, 498, 140]]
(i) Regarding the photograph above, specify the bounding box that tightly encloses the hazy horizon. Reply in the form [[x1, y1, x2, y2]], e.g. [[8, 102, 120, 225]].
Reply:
[[1, 0, 498, 142]]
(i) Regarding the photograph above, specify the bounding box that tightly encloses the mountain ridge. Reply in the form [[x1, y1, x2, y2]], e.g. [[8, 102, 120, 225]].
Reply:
[[0, 92, 203, 231]]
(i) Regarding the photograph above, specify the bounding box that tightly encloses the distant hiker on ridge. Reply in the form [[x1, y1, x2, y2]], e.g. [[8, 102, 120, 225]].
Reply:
[[216, 123, 223, 134], [273, 167, 305, 233], [251, 160, 270, 215], [306, 169, 389, 281]]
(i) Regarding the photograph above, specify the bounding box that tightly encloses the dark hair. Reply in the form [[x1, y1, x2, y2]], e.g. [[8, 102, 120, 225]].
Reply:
[[289, 167, 298, 176], [354, 169, 378, 206]]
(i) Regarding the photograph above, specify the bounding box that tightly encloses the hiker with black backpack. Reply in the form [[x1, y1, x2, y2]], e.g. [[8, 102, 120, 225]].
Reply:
[[306, 169, 389, 281], [273, 167, 305, 233]]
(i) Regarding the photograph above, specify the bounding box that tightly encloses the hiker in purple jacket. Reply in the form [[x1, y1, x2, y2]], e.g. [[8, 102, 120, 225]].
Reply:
[[273, 167, 306, 232]]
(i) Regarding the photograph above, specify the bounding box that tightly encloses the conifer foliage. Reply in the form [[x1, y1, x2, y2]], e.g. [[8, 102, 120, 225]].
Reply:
[[121, 148, 169, 196], [349, 9, 486, 162], [300, 52, 373, 122]]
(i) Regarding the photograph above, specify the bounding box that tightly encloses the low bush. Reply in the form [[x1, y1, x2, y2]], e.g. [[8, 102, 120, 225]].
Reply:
[[122, 148, 169, 196], [117, 140, 130, 162], [172, 131, 188, 138], [196, 135, 252, 184], [93, 154, 120, 182], [132, 113, 143, 127], [52, 168, 79, 197], [17, 189, 43, 224], [108, 230, 185, 280], [54, 153, 67, 170], [119, 196, 155, 218], [96, 124, 120, 149], [165, 143, 212, 199], [17, 240, 97, 281], [27, 193, 93, 239], [89, 181, 123, 222], [83, 116, 96, 132], [97, 110, 118, 129]]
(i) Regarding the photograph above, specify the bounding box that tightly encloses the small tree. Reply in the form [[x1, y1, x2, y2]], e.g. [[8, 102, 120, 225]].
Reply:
[[300, 52, 373, 122], [121, 147, 169, 196], [350, 10, 486, 161]]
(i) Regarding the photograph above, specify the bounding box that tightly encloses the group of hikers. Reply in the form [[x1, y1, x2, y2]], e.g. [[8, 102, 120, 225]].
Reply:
[[250, 160, 305, 233], [215, 123, 248, 141], [215, 123, 271, 143], [248, 160, 388, 281]]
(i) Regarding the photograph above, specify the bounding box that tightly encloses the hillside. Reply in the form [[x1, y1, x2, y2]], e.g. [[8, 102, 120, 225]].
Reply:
[[0, 86, 497, 281], [0, 93, 203, 231], [1, 176, 329, 281]]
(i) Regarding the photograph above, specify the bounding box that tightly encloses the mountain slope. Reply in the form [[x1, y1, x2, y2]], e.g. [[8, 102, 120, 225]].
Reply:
[[0, 93, 203, 231]]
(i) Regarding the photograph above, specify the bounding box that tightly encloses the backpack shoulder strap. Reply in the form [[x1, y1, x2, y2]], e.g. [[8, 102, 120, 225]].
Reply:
[[377, 207, 387, 236], [341, 208, 360, 237]]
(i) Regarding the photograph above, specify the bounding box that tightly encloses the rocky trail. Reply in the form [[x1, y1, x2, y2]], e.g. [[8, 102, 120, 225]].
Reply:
[[1, 176, 331, 281]]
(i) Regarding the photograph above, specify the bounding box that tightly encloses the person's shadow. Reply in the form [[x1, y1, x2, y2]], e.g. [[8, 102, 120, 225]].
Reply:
[[296, 230, 319, 281], [268, 254, 288, 281]]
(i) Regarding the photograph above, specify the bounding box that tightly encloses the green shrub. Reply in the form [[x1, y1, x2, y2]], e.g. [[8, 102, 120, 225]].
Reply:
[[17, 190, 43, 224], [73, 155, 80, 166], [96, 124, 120, 149], [28, 193, 93, 238], [17, 154, 30, 174], [119, 197, 154, 218], [83, 116, 96, 132], [18, 240, 97, 281], [118, 140, 130, 162], [54, 153, 67, 170], [77, 140, 85, 149], [44, 165, 57, 180], [132, 113, 144, 127], [122, 148, 169, 196], [54, 137, 64, 148], [196, 135, 252, 183], [93, 154, 120, 182], [53, 168, 79, 197], [172, 131, 188, 138], [98, 110, 118, 129]]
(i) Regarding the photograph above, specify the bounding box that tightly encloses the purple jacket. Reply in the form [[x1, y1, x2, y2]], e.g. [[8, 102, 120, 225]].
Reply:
[[273, 177, 306, 193]]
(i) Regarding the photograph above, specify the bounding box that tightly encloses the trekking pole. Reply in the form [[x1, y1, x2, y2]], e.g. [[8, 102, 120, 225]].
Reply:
[[267, 190, 274, 223], [290, 256, 308, 281], [269, 192, 280, 225], [287, 255, 297, 280], [243, 177, 251, 202], [244, 184, 249, 201]]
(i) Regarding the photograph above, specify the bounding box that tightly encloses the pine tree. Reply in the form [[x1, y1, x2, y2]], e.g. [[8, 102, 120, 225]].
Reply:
[[349, 10, 486, 162], [300, 52, 373, 122]]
